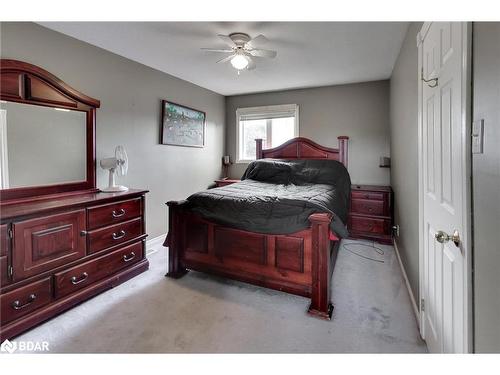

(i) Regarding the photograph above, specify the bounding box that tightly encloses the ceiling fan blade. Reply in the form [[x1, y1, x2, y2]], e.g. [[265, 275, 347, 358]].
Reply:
[[217, 34, 236, 48], [201, 48, 234, 53], [246, 58, 256, 70], [248, 49, 277, 58], [246, 34, 268, 48], [216, 54, 235, 64]]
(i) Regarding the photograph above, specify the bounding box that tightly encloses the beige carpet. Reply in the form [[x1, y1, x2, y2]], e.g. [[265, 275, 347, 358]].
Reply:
[[16, 240, 427, 353]]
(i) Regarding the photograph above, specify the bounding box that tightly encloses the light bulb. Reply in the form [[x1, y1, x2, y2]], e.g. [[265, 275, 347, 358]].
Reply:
[[230, 54, 249, 70]]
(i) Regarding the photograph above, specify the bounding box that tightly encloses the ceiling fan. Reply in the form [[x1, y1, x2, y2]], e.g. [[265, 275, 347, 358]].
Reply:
[[201, 33, 277, 73]]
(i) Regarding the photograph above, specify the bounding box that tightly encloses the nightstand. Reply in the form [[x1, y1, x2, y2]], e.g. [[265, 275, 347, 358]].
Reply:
[[348, 185, 393, 244], [214, 179, 241, 187]]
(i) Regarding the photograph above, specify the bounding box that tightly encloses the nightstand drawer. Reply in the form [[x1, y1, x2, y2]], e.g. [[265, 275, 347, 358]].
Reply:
[[352, 191, 384, 201], [350, 216, 390, 235], [351, 199, 385, 216]]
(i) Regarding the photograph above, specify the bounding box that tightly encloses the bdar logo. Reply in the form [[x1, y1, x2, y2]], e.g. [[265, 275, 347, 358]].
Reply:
[[1, 339, 17, 353]]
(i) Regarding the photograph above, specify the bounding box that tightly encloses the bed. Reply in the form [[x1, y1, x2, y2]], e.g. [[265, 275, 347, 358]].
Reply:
[[164, 136, 349, 319]]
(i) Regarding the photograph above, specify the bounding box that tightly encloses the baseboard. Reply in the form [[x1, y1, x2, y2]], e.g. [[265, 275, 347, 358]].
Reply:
[[393, 238, 420, 329], [146, 233, 166, 255]]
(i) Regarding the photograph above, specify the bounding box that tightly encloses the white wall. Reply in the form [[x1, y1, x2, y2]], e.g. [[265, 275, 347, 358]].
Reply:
[[0, 22, 226, 238], [225, 81, 391, 185]]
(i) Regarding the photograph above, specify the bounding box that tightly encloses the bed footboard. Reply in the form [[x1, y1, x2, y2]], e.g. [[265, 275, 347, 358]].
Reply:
[[165, 200, 189, 278], [307, 213, 336, 320], [165, 200, 337, 320]]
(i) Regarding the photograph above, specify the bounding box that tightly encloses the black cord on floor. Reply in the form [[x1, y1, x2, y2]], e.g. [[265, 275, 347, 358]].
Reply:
[[342, 241, 385, 263]]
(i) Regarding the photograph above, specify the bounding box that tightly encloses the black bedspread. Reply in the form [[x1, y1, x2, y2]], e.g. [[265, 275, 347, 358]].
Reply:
[[185, 159, 351, 237]]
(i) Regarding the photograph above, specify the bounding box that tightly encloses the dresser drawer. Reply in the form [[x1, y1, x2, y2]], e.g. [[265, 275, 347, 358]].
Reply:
[[88, 198, 141, 230], [351, 199, 385, 216], [88, 217, 143, 254], [0, 277, 52, 325], [351, 191, 384, 201], [350, 215, 390, 235], [54, 241, 143, 299]]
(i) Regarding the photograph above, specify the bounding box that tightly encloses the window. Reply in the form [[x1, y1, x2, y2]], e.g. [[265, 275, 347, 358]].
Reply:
[[236, 104, 299, 162]]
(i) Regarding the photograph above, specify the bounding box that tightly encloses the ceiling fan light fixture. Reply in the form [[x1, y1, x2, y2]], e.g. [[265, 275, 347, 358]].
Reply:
[[230, 54, 249, 70], [203, 33, 276, 72]]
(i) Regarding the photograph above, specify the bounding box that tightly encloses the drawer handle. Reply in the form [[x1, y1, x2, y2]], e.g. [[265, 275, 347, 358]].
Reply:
[[112, 230, 126, 240], [112, 209, 126, 218], [123, 252, 136, 262], [368, 224, 374, 231], [71, 272, 89, 285], [364, 194, 370, 199], [12, 294, 37, 310], [364, 206, 373, 212]]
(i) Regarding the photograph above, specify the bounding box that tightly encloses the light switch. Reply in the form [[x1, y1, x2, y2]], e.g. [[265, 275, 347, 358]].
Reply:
[[472, 119, 484, 154]]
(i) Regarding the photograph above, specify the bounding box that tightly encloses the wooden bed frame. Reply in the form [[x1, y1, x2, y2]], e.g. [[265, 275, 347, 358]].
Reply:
[[165, 136, 349, 320]]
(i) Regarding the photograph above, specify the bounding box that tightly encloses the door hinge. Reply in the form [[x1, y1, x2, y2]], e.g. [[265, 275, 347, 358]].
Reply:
[[7, 228, 13, 239], [8, 265, 13, 279], [421, 298, 425, 312]]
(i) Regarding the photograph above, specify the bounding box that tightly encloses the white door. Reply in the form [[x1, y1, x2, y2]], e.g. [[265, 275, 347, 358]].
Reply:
[[418, 22, 471, 353]]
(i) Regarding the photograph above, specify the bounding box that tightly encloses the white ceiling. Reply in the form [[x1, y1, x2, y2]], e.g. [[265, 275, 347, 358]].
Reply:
[[39, 22, 409, 96]]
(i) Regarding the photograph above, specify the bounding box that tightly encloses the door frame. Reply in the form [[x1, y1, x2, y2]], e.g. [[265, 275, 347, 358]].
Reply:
[[416, 22, 473, 353]]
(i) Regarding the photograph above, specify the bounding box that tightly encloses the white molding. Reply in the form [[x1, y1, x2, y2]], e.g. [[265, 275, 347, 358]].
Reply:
[[235, 104, 299, 163], [416, 22, 432, 47], [146, 233, 166, 255], [393, 238, 421, 331]]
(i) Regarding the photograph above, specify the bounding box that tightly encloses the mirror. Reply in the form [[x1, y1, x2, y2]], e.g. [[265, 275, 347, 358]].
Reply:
[[0, 101, 87, 189]]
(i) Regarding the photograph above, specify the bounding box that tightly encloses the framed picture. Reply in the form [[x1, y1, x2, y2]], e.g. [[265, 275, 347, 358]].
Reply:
[[161, 100, 206, 148]]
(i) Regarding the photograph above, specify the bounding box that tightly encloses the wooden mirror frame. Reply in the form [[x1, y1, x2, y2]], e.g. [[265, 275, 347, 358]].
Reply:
[[0, 59, 100, 203]]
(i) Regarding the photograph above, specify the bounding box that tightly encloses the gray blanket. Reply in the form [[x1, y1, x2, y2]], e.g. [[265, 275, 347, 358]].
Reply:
[[185, 159, 351, 237]]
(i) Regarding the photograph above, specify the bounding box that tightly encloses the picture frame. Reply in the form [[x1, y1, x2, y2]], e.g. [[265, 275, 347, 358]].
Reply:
[[160, 100, 206, 148]]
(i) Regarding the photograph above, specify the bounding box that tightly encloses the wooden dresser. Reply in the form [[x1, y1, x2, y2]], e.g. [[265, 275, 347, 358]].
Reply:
[[0, 60, 149, 340], [0, 190, 149, 340], [348, 185, 393, 244]]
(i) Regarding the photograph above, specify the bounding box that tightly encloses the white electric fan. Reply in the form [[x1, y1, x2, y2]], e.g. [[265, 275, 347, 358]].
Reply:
[[100, 145, 129, 192]]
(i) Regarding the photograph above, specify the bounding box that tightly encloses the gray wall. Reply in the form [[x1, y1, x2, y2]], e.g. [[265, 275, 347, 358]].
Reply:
[[389, 22, 422, 300], [225, 81, 391, 185], [0, 22, 226, 239], [472, 22, 500, 353]]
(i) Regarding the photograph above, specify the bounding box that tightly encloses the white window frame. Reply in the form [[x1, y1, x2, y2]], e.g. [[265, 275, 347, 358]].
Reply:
[[235, 104, 299, 163]]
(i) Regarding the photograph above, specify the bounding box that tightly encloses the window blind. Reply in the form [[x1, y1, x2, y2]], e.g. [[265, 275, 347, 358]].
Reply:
[[238, 105, 297, 121]]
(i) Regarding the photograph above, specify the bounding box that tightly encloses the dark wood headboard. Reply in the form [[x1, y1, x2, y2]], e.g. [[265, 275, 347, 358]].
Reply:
[[255, 136, 349, 166]]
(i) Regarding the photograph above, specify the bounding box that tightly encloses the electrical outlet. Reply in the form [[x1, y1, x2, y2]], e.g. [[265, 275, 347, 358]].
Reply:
[[392, 225, 400, 237]]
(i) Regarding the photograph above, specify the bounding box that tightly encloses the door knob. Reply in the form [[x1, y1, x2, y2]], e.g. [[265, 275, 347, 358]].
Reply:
[[435, 230, 460, 247]]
